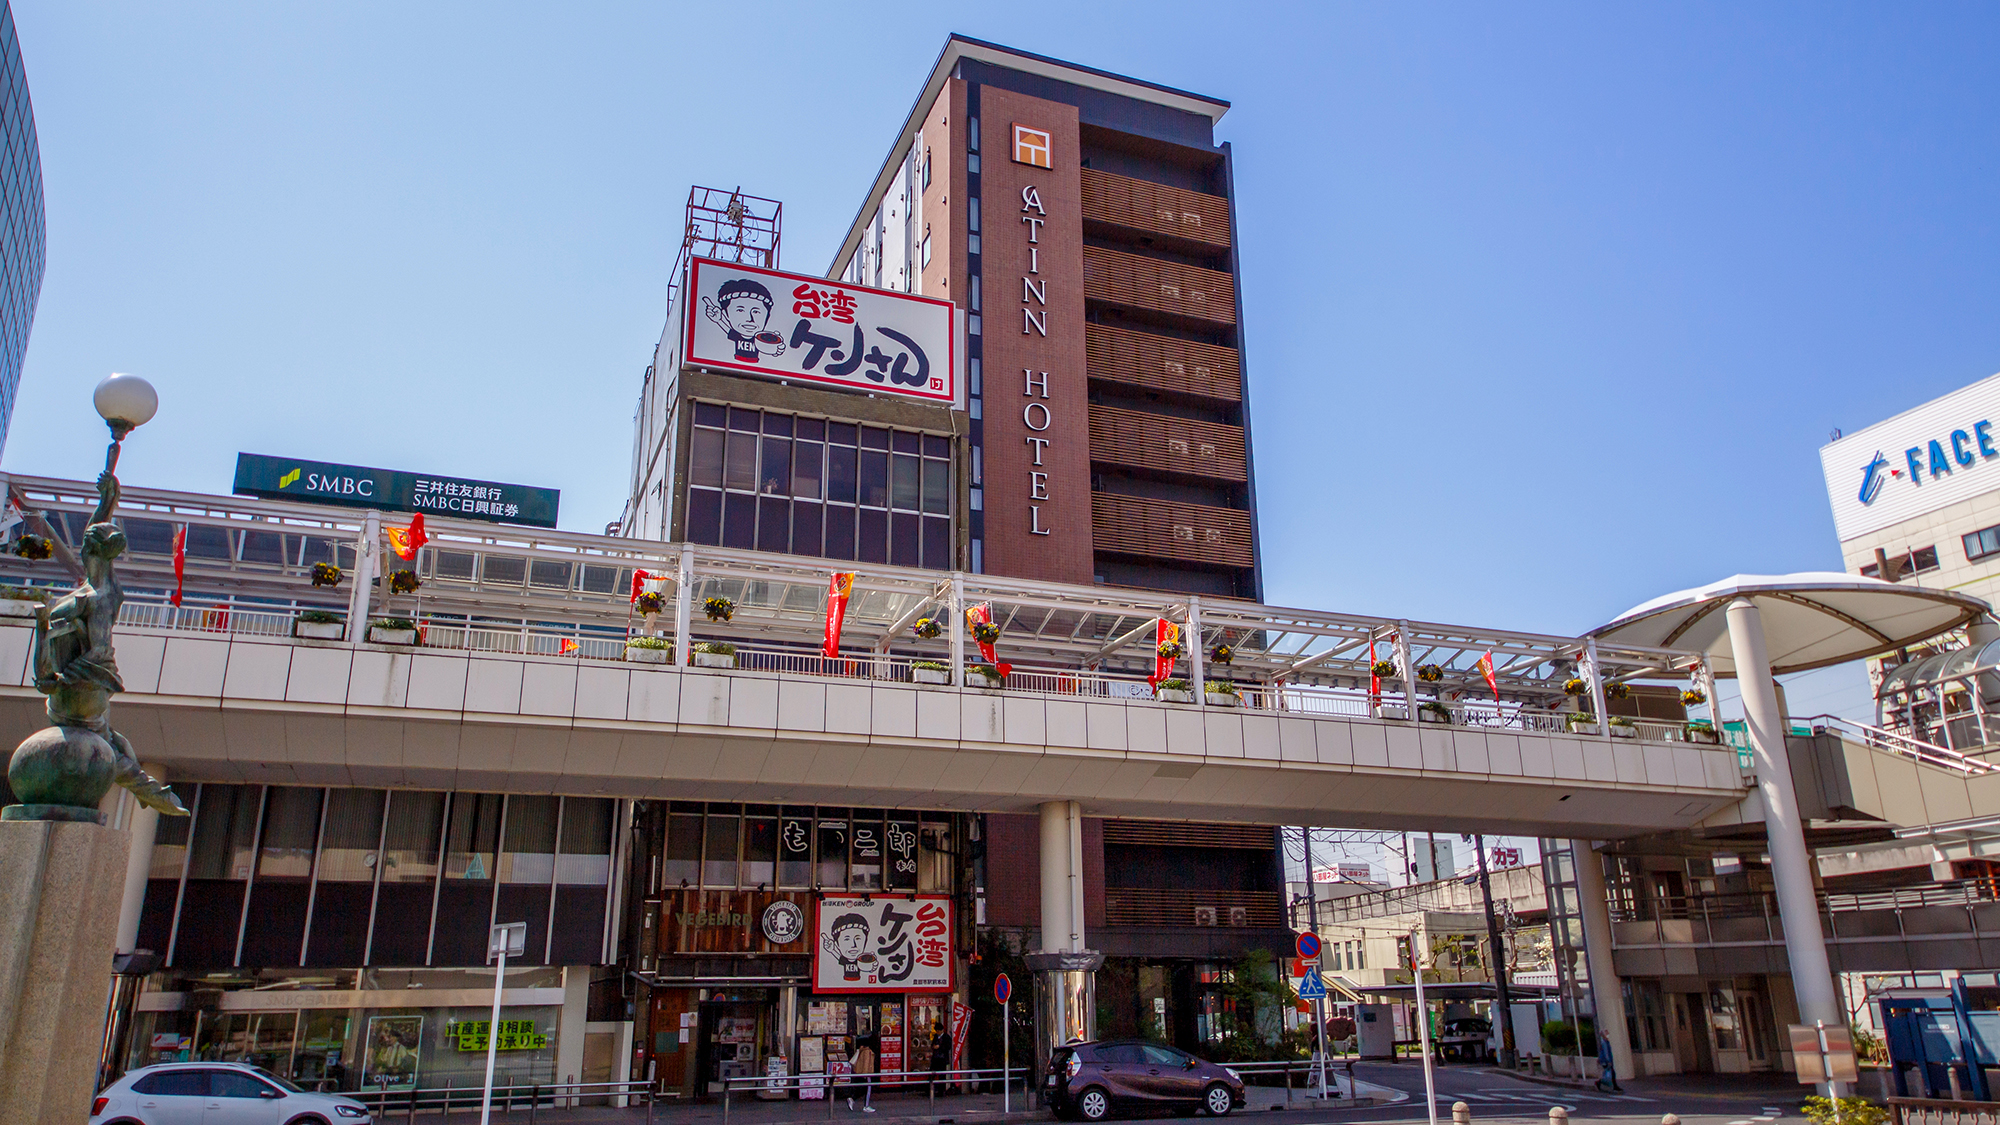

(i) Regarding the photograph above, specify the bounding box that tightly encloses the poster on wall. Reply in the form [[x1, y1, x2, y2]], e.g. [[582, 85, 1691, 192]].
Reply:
[[813, 895, 953, 993], [363, 1015, 423, 1091], [683, 257, 957, 404]]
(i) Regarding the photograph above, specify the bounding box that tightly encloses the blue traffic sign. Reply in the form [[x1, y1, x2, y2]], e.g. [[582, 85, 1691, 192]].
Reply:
[[1296, 932, 1322, 961], [995, 973, 1013, 1004], [1297, 968, 1327, 1000]]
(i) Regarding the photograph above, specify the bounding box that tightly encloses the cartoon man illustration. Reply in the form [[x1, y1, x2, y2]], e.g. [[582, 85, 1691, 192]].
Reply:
[[825, 912, 871, 982], [703, 278, 787, 362]]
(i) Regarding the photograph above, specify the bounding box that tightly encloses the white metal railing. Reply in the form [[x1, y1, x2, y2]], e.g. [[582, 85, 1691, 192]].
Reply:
[[1803, 713, 2000, 776]]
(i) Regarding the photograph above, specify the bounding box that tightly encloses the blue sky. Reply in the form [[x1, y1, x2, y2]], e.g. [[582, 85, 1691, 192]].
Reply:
[[7, 3, 1999, 717]]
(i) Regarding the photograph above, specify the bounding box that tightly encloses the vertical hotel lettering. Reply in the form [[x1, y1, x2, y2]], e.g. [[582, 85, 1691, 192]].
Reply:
[[1015, 123, 1055, 536]]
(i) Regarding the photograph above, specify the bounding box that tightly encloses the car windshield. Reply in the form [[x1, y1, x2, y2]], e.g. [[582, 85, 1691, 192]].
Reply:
[[249, 1067, 304, 1093]]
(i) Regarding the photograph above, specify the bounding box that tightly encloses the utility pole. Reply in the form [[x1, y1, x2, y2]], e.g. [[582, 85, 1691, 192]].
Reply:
[[1302, 827, 1329, 1097], [1474, 835, 1516, 1068]]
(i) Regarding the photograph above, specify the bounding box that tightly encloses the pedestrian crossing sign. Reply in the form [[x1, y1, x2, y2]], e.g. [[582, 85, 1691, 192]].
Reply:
[[1297, 968, 1327, 1000]]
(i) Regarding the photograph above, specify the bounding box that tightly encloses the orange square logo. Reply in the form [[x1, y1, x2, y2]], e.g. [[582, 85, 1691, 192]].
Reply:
[[1012, 124, 1052, 169]]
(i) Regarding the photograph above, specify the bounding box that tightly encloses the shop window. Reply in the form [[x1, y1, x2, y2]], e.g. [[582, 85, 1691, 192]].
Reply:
[[500, 795, 558, 884], [380, 790, 445, 883], [851, 811, 884, 890], [188, 784, 262, 881], [817, 817, 849, 888], [743, 814, 778, 887], [257, 786, 323, 880], [149, 806, 191, 879], [556, 796, 613, 885], [444, 793, 503, 881], [1625, 979, 1668, 1052], [1707, 982, 1741, 1049], [663, 812, 702, 888], [918, 821, 952, 892], [704, 813, 741, 887], [886, 819, 919, 890], [1969, 525, 2000, 562], [780, 811, 814, 888], [1861, 545, 1940, 578]]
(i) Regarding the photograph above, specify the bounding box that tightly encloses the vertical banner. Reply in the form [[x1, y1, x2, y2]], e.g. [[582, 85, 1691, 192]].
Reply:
[[1477, 651, 1500, 700], [1149, 618, 1182, 689], [169, 525, 186, 607], [823, 571, 856, 658], [965, 603, 1012, 676], [948, 1000, 971, 1075], [386, 513, 428, 561]]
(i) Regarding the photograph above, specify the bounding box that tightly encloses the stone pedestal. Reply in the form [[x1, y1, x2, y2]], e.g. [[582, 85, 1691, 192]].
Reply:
[[0, 819, 130, 1125]]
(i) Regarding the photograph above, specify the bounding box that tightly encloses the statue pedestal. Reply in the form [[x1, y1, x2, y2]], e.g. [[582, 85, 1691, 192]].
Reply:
[[0, 819, 129, 1124]]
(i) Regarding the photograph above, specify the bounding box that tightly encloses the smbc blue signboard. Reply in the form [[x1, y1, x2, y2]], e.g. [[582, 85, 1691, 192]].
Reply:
[[232, 453, 559, 529]]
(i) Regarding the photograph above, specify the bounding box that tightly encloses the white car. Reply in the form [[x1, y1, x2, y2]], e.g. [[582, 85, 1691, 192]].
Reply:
[[92, 1062, 372, 1125]]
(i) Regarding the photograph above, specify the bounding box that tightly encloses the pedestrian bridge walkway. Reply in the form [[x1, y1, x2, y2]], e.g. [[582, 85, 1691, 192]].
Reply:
[[0, 473, 1757, 836]]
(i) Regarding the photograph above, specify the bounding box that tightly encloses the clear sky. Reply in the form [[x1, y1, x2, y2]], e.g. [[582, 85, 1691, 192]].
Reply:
[[7, 3, 1999, 717]]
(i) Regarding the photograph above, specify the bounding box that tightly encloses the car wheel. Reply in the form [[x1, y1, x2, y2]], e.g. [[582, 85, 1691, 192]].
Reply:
[[284, 1117, 330, 1125], [1078, 1086, 1111, 1121], [1204, 1084, 1233, 1117]]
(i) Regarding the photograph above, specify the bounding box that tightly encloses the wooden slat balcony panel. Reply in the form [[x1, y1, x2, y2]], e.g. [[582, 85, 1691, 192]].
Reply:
[[1102, 887, 1284, 929], [1083, 246, 1236, 326], [1089, 404, 1248, 483], [1102, 821, 1275, 849], [1085, 323, 1241, 402], [1080, 167, 1231, 248], [1091, 492, 1254, 569]]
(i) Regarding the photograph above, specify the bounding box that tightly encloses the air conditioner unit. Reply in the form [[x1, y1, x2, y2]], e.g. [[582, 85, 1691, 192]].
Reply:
[[1193, 906, 1218, 926], [1228, 906, 1249, 927]]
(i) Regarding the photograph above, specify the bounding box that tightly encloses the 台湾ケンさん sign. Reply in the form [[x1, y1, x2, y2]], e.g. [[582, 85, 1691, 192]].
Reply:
[[813, 895, 953, 993], [684, 257, 956, 404], [233, 453, 560, 528]]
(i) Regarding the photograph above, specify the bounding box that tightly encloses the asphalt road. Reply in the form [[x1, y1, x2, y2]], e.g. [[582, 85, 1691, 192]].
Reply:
[[1262, 1062, 1815, 1125]]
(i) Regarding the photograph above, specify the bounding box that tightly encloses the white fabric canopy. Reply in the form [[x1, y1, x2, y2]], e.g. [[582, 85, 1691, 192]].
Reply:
[[1589, 572, 1989, 677]]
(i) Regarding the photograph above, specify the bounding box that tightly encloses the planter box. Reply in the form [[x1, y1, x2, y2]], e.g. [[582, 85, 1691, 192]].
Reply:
[[368, 626, 418, 646], [912, 667, 951, 685], [1204, 691, 1239, 707], [1608, 724, 1637, 739], [1155, 688, 1193, 704], [1418, 709, 1449, 724], [294, 621, 346, 640], [1378, 706, 1408, 720], [693, 651, 736, 669], [964, 674, 1005, 689], [1685, 728, 1720, 744], [0, 598, 39, 619], [626, 646, 674, 665]]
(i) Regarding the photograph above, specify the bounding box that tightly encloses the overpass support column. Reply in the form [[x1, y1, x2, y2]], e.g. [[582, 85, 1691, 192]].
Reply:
[[1725, 597, 1843, 1087], [1030, 800, 1097, 1082], [1570, 841, 1633, 1082]]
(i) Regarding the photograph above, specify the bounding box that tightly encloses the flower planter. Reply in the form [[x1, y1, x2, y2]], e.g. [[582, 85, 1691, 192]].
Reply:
[[965, 674, 1005, 690], [1204, 691, 1239, 708], [1155, 688, 1193, 704], [912, 667, 951, 685], [368, 626, 418, 646], [625, 646, 674, 665], [693, 651, 736, 669], [0, 598, 39, 619], [1378, 706, 1408, 721], [1608, 724, 1637, 739], [1418, 709, 1450, 724], [1685, 728, 1720, 745], [294, 621, 346, 641]]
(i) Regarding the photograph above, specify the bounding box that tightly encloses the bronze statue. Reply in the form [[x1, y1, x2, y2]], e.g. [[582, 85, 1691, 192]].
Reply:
[[3, 469, 185, 822]]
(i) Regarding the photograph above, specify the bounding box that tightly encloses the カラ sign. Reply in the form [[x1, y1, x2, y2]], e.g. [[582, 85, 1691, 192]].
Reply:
[[683, 257, 956, 404], [233, 453, 559, 528]]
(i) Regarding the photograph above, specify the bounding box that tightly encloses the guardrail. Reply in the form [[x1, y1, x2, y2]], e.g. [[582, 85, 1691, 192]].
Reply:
[[353, 1078, 657, 1120], [1889, 1096, 2000, 1125], [717, 1066, 1025, 1123], [1803, 713, 2000, 776]]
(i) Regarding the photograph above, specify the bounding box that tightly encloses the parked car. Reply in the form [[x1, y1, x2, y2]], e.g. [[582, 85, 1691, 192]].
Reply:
[[91, 1062, 372, 1125], [1046, 1039, 1246, 1120], [1437, 1017, 1493, 1063]]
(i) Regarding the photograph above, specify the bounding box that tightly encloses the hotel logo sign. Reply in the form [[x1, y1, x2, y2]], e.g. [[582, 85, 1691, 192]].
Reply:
[[1012, 124, 1052, 169]]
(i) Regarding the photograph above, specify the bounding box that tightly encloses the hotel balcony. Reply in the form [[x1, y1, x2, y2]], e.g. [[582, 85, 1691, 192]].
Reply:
[[1089, 403, 1248, 484], [1080, 166, 1231, 253], [1084, 245, 1236, 327], [1085, 323, 1242, 404]]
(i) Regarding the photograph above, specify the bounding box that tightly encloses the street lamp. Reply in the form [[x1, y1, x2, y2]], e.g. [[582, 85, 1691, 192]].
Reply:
[[92, 372, 158, 472]]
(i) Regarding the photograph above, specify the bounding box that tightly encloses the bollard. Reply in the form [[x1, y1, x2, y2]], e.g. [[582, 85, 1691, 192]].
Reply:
[[723, 1080, 731, 1125], [1662, 1115, 1681, 1125], [407, 1086, 417, 1125], [1453, 1101, 1471, 1125], [1951, 1067, 1965, 1102], [647, 1088, 655, 1125], [1549, 1107, 1568, 1125], [530, 1084, 539, 1125]]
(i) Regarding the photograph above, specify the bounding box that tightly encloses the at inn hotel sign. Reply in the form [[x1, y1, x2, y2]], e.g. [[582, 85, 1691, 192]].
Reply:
[[233, 452, 560, 528]]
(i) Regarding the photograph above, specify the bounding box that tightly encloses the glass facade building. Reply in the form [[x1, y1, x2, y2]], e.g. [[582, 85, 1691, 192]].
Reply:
[[0, 0, 40, 455]]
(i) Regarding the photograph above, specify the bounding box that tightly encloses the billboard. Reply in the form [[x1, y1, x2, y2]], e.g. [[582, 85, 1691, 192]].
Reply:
[[812, 894, 952, 993], [684, 257, 956, 404], [1821, 372, 2000, 542], [233, 453, 559, 528]]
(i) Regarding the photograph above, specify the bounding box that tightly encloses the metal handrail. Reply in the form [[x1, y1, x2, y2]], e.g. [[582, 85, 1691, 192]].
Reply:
[[354, 1078, 657, 1119], [717, 1065, 1026, 1123], [1802, 713, 2000, 775]]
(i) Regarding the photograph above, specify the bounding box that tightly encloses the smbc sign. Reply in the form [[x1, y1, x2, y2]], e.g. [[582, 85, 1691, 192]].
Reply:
[[232, 452, 559, 528]]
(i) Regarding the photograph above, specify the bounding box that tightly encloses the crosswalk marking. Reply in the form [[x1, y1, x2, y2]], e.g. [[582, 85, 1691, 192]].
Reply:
[[1450, 1089, 1657, 1105]]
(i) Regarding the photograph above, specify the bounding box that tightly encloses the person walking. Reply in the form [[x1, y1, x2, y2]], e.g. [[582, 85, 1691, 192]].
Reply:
[[1594, 1029, 1622, 1093]]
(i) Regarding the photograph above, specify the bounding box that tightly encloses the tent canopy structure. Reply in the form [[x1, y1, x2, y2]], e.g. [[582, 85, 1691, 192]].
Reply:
[[1588, 573, 1990, 677]]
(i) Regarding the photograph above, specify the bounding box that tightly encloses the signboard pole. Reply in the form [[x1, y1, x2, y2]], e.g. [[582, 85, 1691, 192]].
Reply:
[[1003, 997, 1010, 1115], [482, 923, 527, 1125], [1412, 933, 1437, 1125]]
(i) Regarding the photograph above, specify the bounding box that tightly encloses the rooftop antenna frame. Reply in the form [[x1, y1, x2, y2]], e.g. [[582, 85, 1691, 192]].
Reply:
[[669, 185, 782, 312]]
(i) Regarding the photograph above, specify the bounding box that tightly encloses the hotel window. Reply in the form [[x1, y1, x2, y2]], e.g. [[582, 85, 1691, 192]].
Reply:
[[922, 148, 931, 190], [684, 404, 952, 568], [921, 230, 932, 268], [1860, 545, 1940, 578], [1968, 525, 2000, 562]]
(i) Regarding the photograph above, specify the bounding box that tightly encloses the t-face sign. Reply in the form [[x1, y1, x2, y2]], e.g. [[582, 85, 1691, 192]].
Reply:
[[685, 258, 957, 404]]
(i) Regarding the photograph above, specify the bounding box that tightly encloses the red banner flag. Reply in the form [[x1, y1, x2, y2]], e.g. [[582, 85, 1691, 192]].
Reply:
[[1149, 618, 1182, 689], [630, 569, 653, 604], [386, 513, 428, 561], [559, 638, 580, 656], [965, 602, 1012, 678], [822, 571, 855, 658], [1368, 639, 1380, 703], [169, 525, 186, 607], [1477, 651, 1500, 701]]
